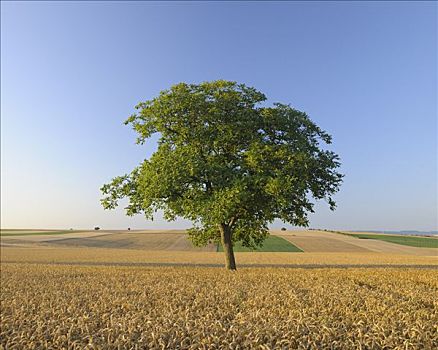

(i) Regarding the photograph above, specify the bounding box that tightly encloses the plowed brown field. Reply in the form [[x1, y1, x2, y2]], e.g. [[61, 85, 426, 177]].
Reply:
[[43, 232, 216, 251]]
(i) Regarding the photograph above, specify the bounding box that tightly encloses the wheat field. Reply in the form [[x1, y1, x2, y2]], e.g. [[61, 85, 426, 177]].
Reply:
[[2, 246, 437, 266], [1, 263, 437, 349]]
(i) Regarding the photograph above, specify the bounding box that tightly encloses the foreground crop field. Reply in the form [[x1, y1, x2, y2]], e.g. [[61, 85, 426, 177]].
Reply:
[[1, 264, 437, 349]]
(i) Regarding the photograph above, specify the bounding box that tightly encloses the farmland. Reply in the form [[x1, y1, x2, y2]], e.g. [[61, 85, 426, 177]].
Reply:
[[2, 229, 437, 255], [345, 233, 438, 248], [1, 229, 437, 349], [278, 230, 438, 256], [1, 264, 437, 349], [0, 230, 84, 237], [217, 235, 302, 252], [44, 232, 216, 251]]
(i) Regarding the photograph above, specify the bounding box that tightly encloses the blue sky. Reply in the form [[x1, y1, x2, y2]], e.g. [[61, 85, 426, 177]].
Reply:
[[1, 1, 436, 231]]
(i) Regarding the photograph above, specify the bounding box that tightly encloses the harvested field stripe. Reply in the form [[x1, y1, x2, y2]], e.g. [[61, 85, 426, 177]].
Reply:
[[2, 247, 436, 265], [2, 261, 437, 269], [279, 235, 371, 253]]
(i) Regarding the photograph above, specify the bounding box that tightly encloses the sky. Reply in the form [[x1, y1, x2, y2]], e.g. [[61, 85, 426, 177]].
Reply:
[[1, 1, 437, 231]]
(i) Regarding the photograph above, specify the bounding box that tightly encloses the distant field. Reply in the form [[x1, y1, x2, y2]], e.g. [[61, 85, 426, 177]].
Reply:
[[280, 234, 368, 253], [39, 232, 216, 252], [217, 235, 303, 252], [348, 233, 438, 248], [2, 229, 437, 256], [0, 230, 84, 236]]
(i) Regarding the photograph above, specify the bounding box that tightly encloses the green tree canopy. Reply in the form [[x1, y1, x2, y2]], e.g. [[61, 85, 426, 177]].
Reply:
[[101, 80, 343, 269]]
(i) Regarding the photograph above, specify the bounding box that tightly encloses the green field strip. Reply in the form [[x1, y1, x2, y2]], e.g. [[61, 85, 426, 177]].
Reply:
[[217, 235, 303, 252], [349, 234, 438, 248]]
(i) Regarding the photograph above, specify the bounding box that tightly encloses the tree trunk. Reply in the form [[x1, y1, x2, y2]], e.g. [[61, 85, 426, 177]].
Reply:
[[220, 224, 236, 270]]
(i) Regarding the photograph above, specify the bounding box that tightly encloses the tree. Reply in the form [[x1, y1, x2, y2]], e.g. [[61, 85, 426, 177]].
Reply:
[[100, 81, 343, 270]]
